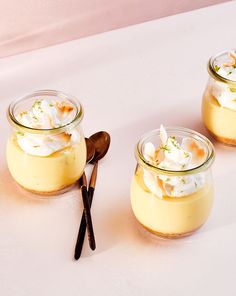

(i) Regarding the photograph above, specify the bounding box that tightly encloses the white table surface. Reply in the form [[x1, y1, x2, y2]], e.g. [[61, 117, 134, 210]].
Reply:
[[1, 2, 236, 295]]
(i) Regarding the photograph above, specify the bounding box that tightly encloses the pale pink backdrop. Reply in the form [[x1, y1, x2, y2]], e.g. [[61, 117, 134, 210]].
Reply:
[[0, 0, 230, 57]]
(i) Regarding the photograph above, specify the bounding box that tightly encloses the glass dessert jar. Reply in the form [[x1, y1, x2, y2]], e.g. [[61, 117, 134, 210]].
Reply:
[[130, 126, 215, 238], [202, 49, 236, 145], [6, 90, 86, 195]]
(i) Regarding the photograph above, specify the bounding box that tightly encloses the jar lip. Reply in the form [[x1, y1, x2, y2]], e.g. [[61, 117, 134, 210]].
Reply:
[[135, 127, 215, 176], [7, 89, 84, 134], [208, 49, 236, 85]]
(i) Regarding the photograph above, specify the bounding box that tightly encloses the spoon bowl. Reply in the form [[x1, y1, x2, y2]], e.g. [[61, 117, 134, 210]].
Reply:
[[89, 131, 111, 163]]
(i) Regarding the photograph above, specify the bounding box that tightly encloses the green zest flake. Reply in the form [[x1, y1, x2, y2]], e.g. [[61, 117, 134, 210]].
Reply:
[[180, 177, 186, 184], [49, 103, 54, 107], [228, 71, 233, 75], [20, 111, 28, 116], [184, 152, 189, 158], [170, 138, 181, 150], [32, 115, 39, 121], [160, 145, 171, 153], [16, 131, 24, 136], [229, 87, 236, 93], [214, 65, 220, 72], [166, 177, 170, 182], [33, 100, 41, 108], [33, 100, 43, 112]]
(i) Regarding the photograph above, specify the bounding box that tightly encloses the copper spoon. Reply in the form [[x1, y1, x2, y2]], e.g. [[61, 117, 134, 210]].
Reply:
[[74, 131, 111, 260], [79, 138, 96, 251], [88, 131, 111, 202]]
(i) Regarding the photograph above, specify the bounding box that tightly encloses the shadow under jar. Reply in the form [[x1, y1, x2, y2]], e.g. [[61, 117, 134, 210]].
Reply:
[[202, 49, 236, 145], [6, 90, 86, 196], [130, 127, 215, 238]]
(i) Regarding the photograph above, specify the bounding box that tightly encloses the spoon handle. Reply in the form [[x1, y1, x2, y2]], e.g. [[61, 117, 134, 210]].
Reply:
[[74, 187, 94, 260], [89, 162, 98, 188], [80, 173, 96, 251], [74, 163, 98, 260]]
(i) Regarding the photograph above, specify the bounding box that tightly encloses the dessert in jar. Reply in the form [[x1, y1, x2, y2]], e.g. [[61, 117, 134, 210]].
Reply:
[[130, 125, 215, 238], [202, 49, 236, 145], [6, 90, 86, 195]]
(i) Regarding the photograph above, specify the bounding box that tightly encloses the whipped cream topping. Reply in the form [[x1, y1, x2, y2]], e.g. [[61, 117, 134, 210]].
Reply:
[[213, 51, 236, 81], [211, 51, 236, 111], [17, 99, 76, 129], [210, 79, 236, 111], [142, 125, 206, 198], [15, 98, 80, 156]]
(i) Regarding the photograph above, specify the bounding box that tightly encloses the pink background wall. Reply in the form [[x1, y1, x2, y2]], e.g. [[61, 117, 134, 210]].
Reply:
[[0, 0, 230, 58]]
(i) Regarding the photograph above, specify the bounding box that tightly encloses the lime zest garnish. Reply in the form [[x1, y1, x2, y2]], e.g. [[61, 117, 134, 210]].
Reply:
[[180, 177, 186, 184], [214, 65, 220, 72], [160, 145, 171, 153], [170, 138, 181, 150], [32, 99, 43, 113], [229, 87, 236, 93], [184, 152, 190, 158]]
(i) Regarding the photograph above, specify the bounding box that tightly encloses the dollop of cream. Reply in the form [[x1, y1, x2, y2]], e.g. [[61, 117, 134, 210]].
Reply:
[[15, 98, 80, 156], [142, 125, 206, 198], [211, 51, 236, 111], [211, 79, 236, 111]]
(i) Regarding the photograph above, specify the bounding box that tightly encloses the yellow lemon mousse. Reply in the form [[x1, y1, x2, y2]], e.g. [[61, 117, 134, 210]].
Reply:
[[7, 135, 86, 194], [131, 166, 213, 237]]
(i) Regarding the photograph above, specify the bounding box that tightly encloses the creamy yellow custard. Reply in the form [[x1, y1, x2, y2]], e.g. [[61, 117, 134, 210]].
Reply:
[[7, 134, 86, 194], [131, 168, 214, 237], [202, 88, 236, 145]]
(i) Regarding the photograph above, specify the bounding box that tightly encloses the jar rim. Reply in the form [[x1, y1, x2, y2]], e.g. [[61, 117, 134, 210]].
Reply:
[[208, 49, 236, 85], [135, 127, 215, 176], [7, 89, 84, 134]]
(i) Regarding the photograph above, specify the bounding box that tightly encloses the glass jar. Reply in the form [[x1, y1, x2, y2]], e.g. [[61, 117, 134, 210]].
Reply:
[[202, 49, 236, 145], [130, 127, 215, 238], [6, 90, 86, 196]]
